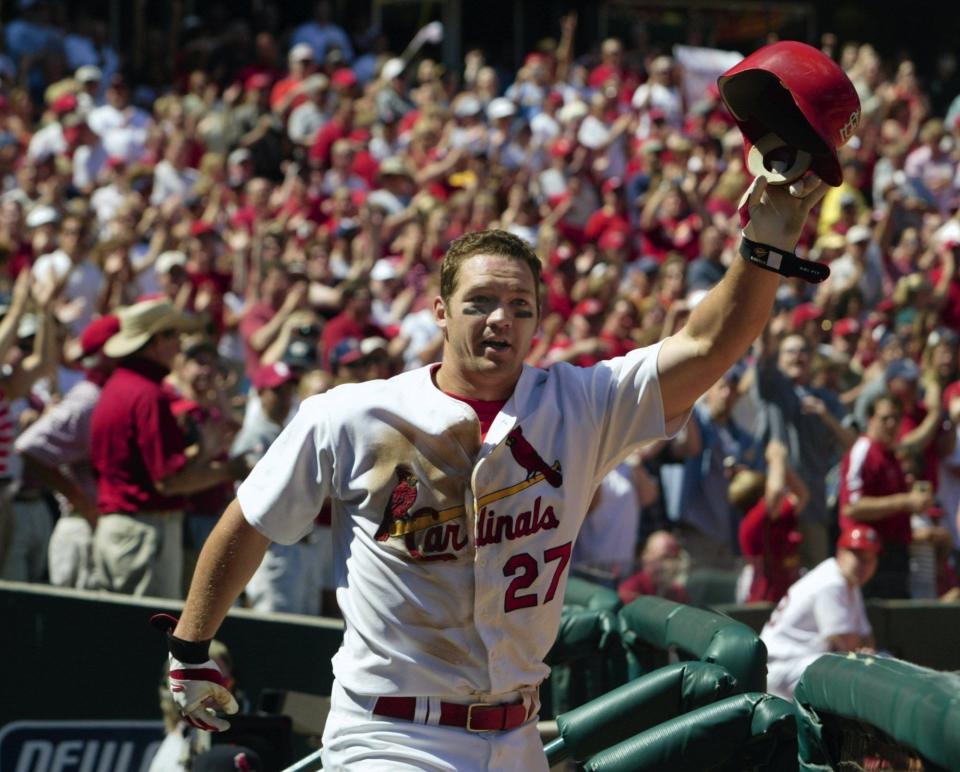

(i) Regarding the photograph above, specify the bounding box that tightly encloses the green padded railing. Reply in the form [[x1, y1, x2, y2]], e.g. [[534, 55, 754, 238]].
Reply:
[[564, 575, 623, 613], [542, 606, 626, 718], [619, 596, 767, 692], [543, 660, 738, 765], [582, 692, 797, 772], [794, 653, 960, 772]]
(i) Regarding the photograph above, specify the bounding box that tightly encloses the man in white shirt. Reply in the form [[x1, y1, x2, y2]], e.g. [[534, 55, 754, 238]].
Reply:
[[160, 173, 829, 770], [761, 524, 881, 699], [31, 214, 103, 335]]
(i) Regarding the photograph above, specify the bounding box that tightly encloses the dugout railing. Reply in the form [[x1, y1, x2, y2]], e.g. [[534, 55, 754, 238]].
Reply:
[[794, 653, 960, 772]]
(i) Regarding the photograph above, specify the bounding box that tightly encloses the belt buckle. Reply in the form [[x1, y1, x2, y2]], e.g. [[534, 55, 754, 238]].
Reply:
[[466, 702, 493, 732]]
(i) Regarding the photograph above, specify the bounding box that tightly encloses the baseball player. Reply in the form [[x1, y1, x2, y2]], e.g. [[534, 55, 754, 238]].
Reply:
[[761, 524, 880, 700], [161, 177, 826, 770]]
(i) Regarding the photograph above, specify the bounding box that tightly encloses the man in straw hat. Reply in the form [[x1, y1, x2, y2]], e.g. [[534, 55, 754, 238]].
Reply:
[[90, 299, 245, 598]]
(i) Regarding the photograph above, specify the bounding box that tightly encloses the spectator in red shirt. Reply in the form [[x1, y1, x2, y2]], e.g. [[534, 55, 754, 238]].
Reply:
[[731, 447, 810, 604], [542, 297, 609, 368], [321, 281, 385, 370], [90, 299, 244, 598], [168, 339, 241, 570], [587, 38, 638, 95], [618, 531, 689, 605], [239, 262, 311, 380], [839, 392, 936, 598], [270, 43, 316, 116], [185, 222, 233, 336], [930, 242, 960, 334], [639, 180, 703, 260], [583, 176, 630, 245], [0, 198, 33, 278]]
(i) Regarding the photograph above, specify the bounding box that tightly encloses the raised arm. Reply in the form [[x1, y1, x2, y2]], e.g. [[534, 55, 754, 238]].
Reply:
[[657, 177, 828, 424]]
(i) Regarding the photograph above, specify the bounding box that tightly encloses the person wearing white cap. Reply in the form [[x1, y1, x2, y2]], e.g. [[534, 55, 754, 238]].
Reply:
[[631, 55, 682, 137], [449, 93, 487, 154], [375, 57, 413, 124], [271, 42, 317, 115], [88, 299, 245, 598], [367, 157, 415, 219], [31, 213, 102, 335], [24, 203, 60, 230], [24, 204, 60, 259], [152, 249, 190, 305], [287, 73, 331, 145], [823, 223, 884, 308], [74, 65, 103, 111]]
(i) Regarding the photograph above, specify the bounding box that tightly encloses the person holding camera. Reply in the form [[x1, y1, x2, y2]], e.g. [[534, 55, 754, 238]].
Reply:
[[239, 262, 311, 380]]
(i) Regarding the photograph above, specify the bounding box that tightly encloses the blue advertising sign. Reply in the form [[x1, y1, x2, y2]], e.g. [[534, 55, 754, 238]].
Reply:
[[0, 721, 164, 772]]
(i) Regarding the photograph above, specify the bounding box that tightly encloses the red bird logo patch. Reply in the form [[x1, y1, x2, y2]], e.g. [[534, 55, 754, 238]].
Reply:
[[506, 426, 562, 488], [375, 465, 420, 542]]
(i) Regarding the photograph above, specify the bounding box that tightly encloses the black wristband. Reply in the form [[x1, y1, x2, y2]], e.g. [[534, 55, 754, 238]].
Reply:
[[168, 633, 213, 664], [739, 236, 830, 284]]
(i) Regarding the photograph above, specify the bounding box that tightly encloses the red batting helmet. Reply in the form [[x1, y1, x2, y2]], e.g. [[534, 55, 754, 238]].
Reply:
[[718, 41, 860, 187]]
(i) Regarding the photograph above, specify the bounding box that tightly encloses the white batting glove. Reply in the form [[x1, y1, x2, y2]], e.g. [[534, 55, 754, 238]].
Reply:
[[151, 612, 239, 732], [168, 654, 239, 732]]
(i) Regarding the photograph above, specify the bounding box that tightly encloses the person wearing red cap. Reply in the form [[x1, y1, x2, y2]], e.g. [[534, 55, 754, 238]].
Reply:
[[230, 361, 325, 615], [839, 393, 936, 599], [584, 176, 630, 246], [761, 523, 881, 699], [790, 302, 823, 335], [184, 221, 231, 339]]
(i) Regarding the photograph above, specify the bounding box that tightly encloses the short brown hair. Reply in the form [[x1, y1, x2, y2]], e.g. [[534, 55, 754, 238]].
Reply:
[[439, 229, 542, 307]]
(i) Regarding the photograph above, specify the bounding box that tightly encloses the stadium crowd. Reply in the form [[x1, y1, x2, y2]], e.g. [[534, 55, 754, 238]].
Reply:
[[1, 0, 960, 619]]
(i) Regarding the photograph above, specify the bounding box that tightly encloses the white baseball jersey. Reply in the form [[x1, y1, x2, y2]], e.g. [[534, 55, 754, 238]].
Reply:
[[761, 557, 872, 666], [237, 341, 682, 702]]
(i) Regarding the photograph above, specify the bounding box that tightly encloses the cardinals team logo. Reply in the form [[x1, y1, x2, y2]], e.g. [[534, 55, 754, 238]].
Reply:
[[505, 426, 562, 487], [375, 465, 422, 542], [375, 465, 466, 561]]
